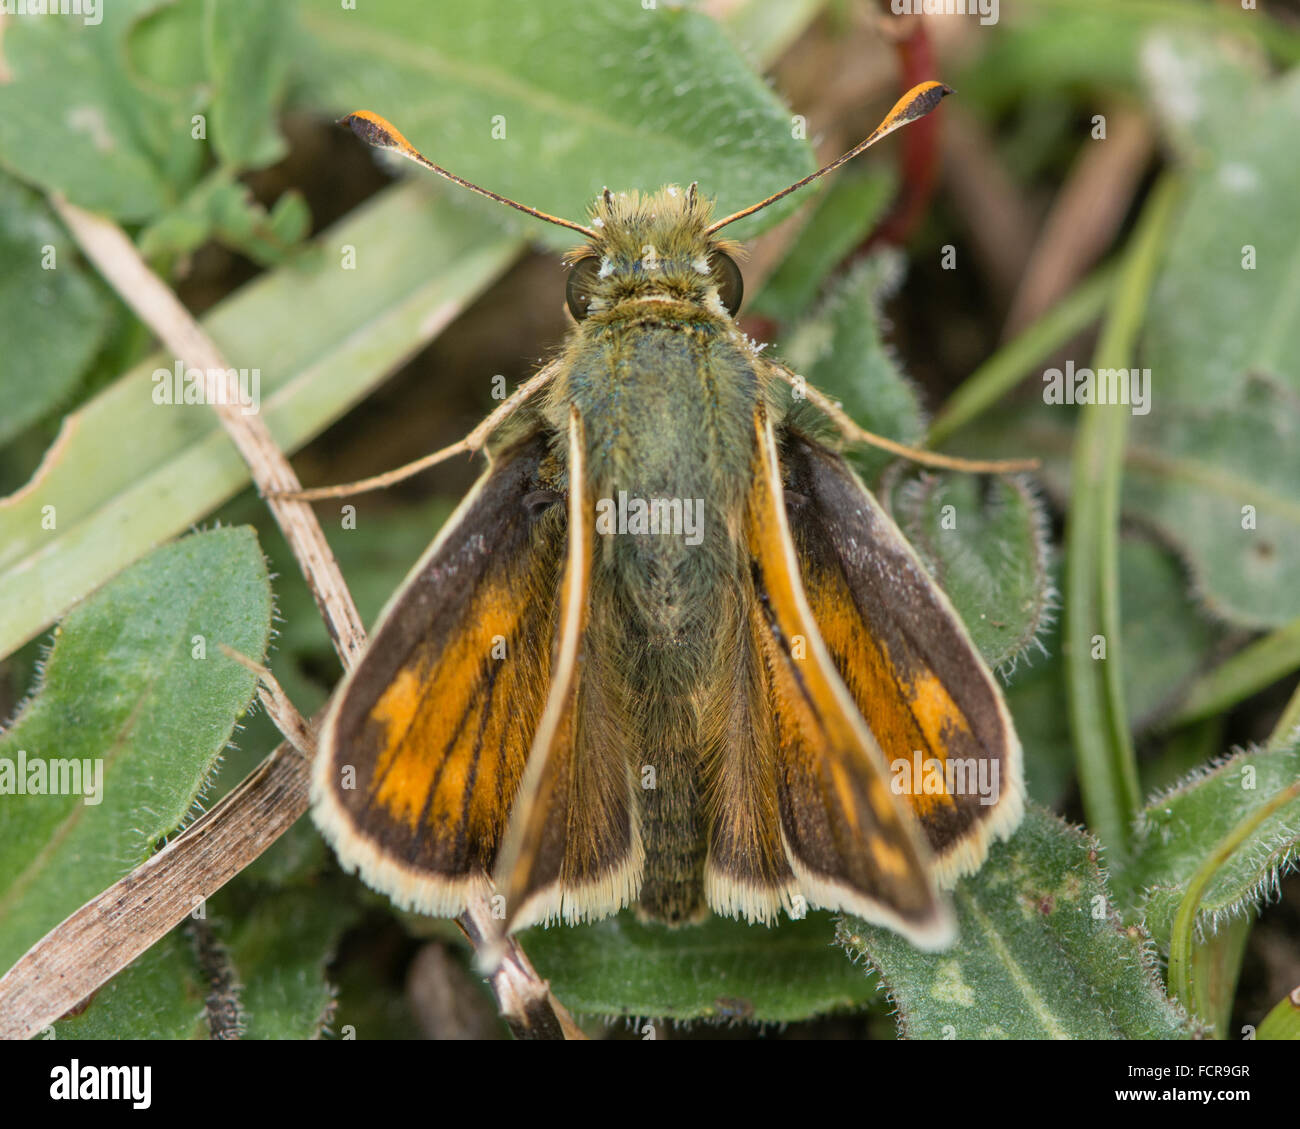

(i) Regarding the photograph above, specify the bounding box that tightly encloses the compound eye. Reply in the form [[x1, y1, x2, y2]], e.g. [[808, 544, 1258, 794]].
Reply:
[[709, 250, 743, 316], [566, 255, 602, 320]]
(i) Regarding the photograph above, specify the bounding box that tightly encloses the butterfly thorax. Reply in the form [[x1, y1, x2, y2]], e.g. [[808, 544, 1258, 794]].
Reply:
[[546, 187, 767, 630]]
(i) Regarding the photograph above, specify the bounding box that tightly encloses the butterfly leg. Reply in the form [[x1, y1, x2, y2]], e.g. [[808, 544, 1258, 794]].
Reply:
[[271, 362, 560, 502], [771, 365, 1038, 475]]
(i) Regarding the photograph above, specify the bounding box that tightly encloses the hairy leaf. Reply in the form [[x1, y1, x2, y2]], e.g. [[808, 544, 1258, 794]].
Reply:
[[0, 527, 272, 973], [839, 806, 1192, 1040], [523, 911, 879, 1024], [202, 0, 293, 169], [210, 885, 359, 1039], [0, 0, 292, 220], [1120, 740, 1300, 947], [890, 471, 1053, 672]]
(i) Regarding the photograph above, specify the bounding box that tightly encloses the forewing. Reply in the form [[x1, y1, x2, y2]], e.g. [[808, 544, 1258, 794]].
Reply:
[[311, 433, 562, 917], [734, 407, 952, 947], [780, 432, 1024, 886]]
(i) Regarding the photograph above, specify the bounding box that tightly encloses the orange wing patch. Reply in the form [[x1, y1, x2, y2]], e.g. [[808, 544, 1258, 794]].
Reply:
[[800, 557, 971, 822], [311, 433, 563, 918], [367, 586, 534, 840], [780, 432, 1024, 886]]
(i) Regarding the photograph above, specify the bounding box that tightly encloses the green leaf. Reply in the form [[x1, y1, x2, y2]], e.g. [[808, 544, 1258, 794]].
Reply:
[[838, 806, 1193, 1040], [53, 930, 207, 1041], [1121, 379, 1300, 630], [137, 171, 310, 265], [1114, 534, 1221, 729], [135, 172, 237, 261], [522, 911, 879, 1023], [889, 471, 1053, 671], [202, 0, 293, 169], [1143, 35, 1300, 409], [0, 174, 113, 445], [296, 0, 816, 247], [209, 885, 359, 1039], [0, 0, 204, 220], [950, 379, 1300, 632], [53, 886, 358, 1039], [263, 191, 313, 249], [1119, 740, 1300, 948], [1064, 176, 1181, 865], [0, 0, 299, 222], [780, 251, 925, 481], [0, 182, 520, 663], [0, 527, 272, 973], [1256, 988, 1300, 1040]]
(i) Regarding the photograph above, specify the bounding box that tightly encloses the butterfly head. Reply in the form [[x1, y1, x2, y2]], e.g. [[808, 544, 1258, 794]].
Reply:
[[562, 186, 743, 322]]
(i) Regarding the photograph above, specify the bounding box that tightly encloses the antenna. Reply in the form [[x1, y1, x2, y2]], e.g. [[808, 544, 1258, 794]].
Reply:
[[341, 111, 600, 240], [705, 81, 952, 234]]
